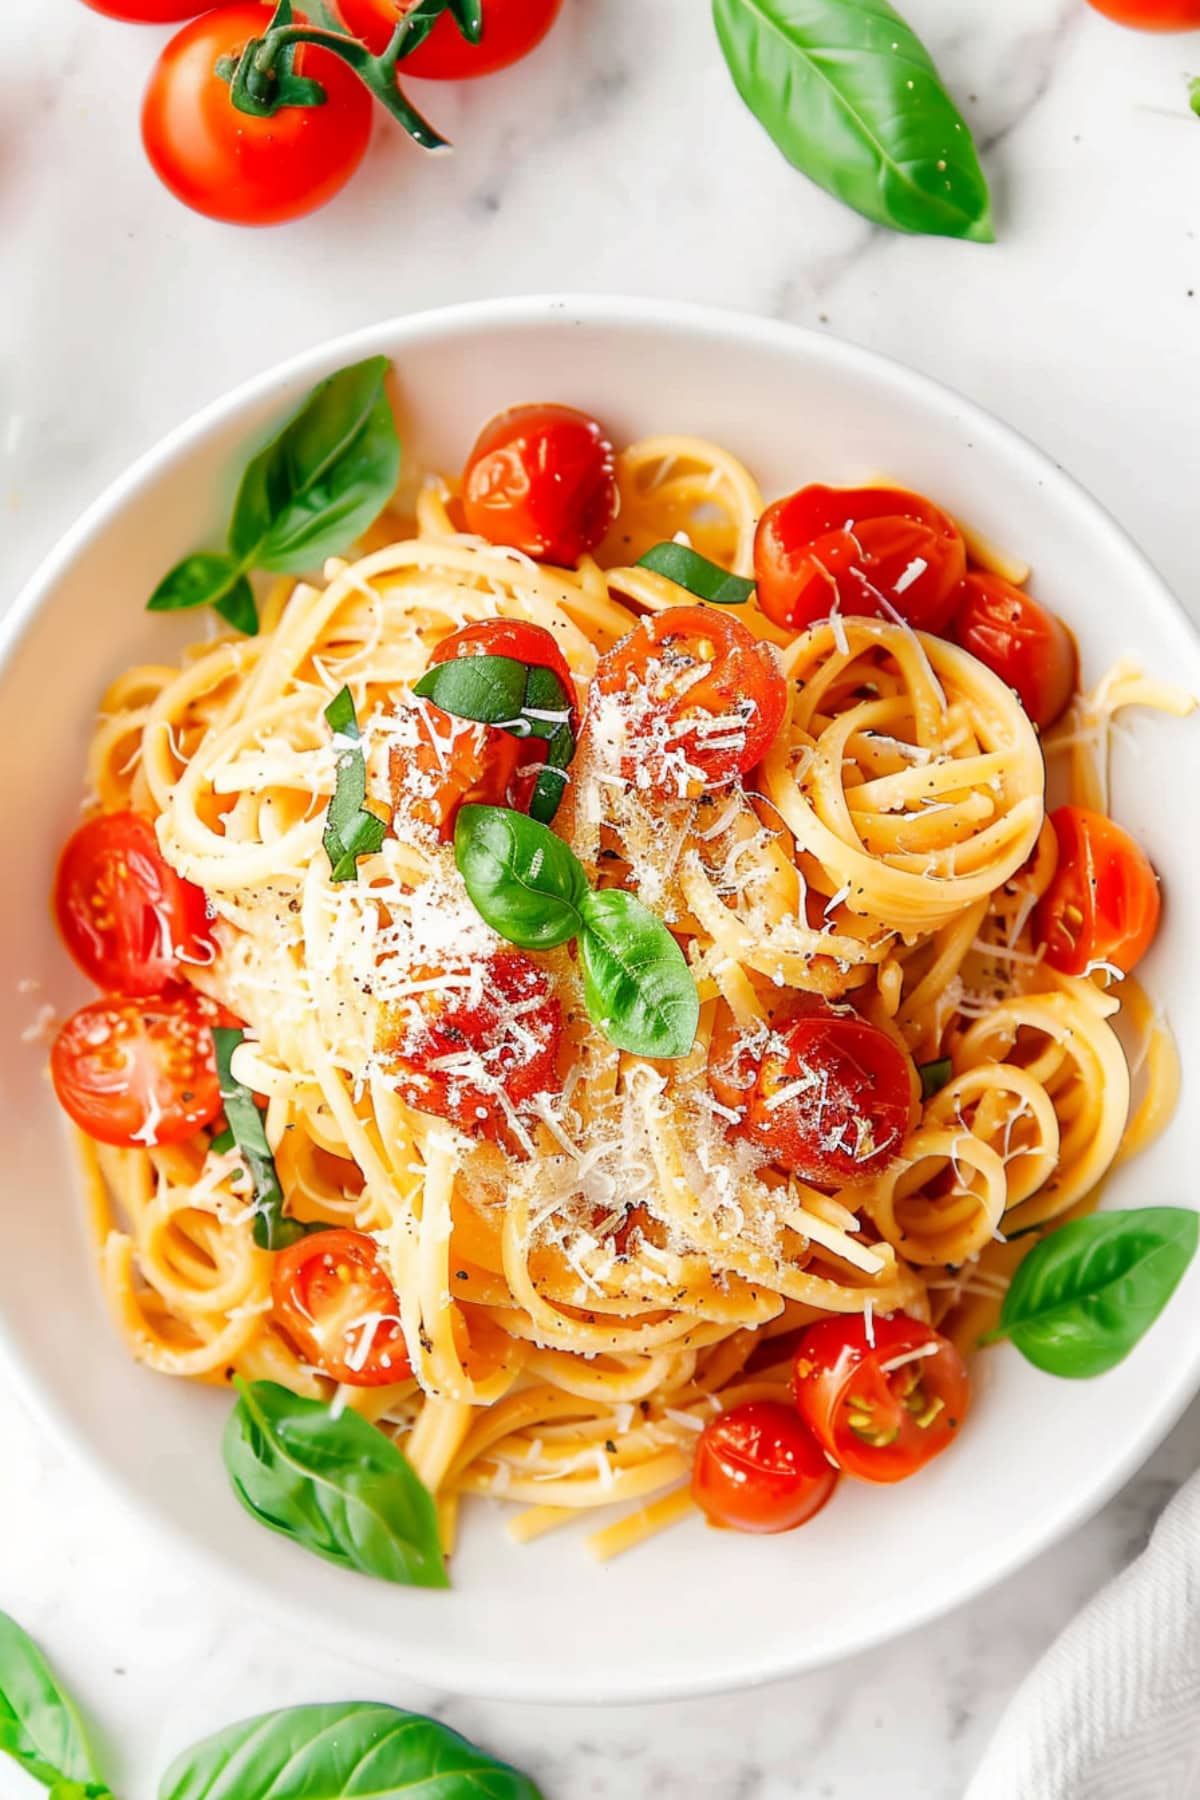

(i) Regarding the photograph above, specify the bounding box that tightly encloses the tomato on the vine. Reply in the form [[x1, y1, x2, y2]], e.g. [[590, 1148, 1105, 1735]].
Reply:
[[272, 1228, 411, 1386], [1033, 805, 1161, 978], [337, 0, 563, 75], [793, 1314, 969, 1483], [55, 811, 213, 997], [462, 405, 619, 566], [51, 991, 224, 1150], [692, 1400, 837, 1534], [82, 0, 210, 19], [142, 4, 374, 225], [1084, 0, 1200, 27]]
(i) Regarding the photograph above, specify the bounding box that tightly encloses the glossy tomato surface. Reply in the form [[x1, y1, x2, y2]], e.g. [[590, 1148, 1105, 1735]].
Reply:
[[794, 1314, 969, 1483], [51, 991, 223, 1149], [462, 404, 618, 565], [1034, 805, 1161, 977], [55, 811, 213, 996], [142, 5, 373, 225], [338, 0, 563, 72], [1084, 0, 1200, 25], [272, 1228, 411, 1386], [692, 1400, 837, 1534], [754, 484, 966, 634], [953, 572, 1077, 730], [83, 0, 210, 16]]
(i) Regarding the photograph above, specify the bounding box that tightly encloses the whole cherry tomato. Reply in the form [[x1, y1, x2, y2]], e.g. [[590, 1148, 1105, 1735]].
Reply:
[[692, 1400, 837, 1533], [272, 1228, 411, 1386], [754, 484, 966, 634], [82, 1, 210, 18], [1033, 805, 1161, 977], [51, 991, 224, 1149], [1084, 0, 1200, 27], [794, 1313, 969, 1483], [55, 811, 213, 997], [952, 571, 1077, 730], [142, 5, 373, 225], [462, 404, 618, 565], [337, 0, 563, 73]]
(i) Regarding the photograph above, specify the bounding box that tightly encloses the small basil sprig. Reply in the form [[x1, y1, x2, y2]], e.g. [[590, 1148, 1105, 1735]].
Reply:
[[224, 1380, 448, 1588], [712, 0, 993, 242], [213, 1028, 314, 1252], [0, 1611, 112, 1796], [983, 1208, 1199, 1378], [454, 806, 699, 1059], [637, 542, 755, 606], [323, 686, 387, 881], [413, 653, 576, 824], [148, 358, 401, 635], [160, 1702, 542, 1800], [918, 1057, 953, 1100]]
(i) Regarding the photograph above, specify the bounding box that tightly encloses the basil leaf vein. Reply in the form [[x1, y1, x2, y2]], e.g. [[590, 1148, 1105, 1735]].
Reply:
[[213, 1028, 308, 1252], [223, 1381, 448, 1589], [323, 686, 387, 884], [577, 888, 700, 1060], [0, 1611, 109, 1793], [637, 542, 755, 605]]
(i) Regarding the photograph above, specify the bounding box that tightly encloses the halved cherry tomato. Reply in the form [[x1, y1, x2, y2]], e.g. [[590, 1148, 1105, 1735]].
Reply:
[[337, 0, 563, 73], [712, 999, 914, 1187], [1033, 805, 1161, 977], [462, 404, 618, 565], [51, 991, 223, 1149], [272, 1228, 411, 1387], [1084, 0, 1200, 26], [591, 605, 787, 799], [385, 951, 562, 1140], [55, 812, 213, 997], [754, 484, 966, 634], [83, 1, 209, 17], [398, 703, 524, 842], [952, 572, 1077, 730], [692, 1400, 837, 1534], [142, 6, 373, 226], [793, 1313, 969, 1483]]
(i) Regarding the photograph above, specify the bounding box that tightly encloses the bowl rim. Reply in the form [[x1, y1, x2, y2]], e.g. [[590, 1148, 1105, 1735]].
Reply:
[[4, 292, 1199, 1705]]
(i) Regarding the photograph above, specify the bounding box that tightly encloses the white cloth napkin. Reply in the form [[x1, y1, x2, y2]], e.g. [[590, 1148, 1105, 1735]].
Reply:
[[965, 1471, 1200, 1799]]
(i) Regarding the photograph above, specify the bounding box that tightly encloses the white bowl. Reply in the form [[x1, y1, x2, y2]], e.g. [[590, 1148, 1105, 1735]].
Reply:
[[4, 296, 1199, 1704]]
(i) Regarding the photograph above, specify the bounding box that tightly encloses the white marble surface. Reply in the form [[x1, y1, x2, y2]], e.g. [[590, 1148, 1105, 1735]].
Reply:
[[3, 0, 1200, 1794]]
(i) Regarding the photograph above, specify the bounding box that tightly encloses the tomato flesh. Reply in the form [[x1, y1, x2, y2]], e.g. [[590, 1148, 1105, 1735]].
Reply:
[[1034, 804, 1161, 977], [142, 5, 373, 226], [591, 605, 787, 798], [1084, 0, 1200, 25], [385, 951, 562, 1141], [272, 1228, 411, 1386], [462, 404, 618, 565], [953, 572, 1077, 730], [337, 0, 563, 72], [793, 1314, 969, 1483], [55, 811, 213, 997], [754, 484, 966, 634], [51, 991, 223, 1149], [692, 1400, 837, 1533]]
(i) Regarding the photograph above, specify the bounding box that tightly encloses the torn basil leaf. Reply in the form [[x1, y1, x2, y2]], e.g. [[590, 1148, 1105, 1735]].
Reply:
[[323, 685, 387, 883], [212, 1027, 307, 1252], [918, 1057, 953, 1100], [637, 542, 755, 606]]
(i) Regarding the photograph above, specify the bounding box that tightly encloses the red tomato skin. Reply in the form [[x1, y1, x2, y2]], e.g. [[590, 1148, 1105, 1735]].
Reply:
[[462, 404, 618, 565], [1084, 0, 1200, 25], [51, 991, 223, 1149], [591, 605, 787, 795], [337, 0, 563, 73], [430, 618, 577, 725], [754, 484, 966, 634], [142, 6, 373, 226], [692, 1400, 837, 1534], [83, 0, 208, 17], [55, 812, 213, 997], [1034, 805, 1161, 977], [952, 573, 1077, 730], [794, 1314, 969, 1484], [272, 1229, 411, 1387]]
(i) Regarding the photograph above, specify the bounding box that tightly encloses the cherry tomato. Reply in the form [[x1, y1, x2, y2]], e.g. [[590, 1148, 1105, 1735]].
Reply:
[[272, 1228, 411, 1386], [337, 0, 563, 73], [793, 1313, 969, 1483], [83, 0, 209, 17], [51, 991, 223, 1150], [713, 999, 914, 1186], [1033, 805, 1161, 978], [462, 404, 618, 566], [692, 1400, 837, 1534], [591, 606, 787, 799], [754, 484, 966, 634], [952, 572, 1077, 730], [142, 5, 373, 226], [1084, 0, 1200, 26], [385, 951, 562, 1140], [430, 618, 577, 725], [402, 705, 527, 841], [55, 812, 213, 997]]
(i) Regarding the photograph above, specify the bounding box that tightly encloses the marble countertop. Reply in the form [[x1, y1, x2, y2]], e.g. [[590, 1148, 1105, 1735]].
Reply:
[[3, 0, 1200, 1793]]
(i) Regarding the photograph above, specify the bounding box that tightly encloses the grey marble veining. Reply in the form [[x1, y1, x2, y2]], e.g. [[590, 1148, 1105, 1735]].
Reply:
[[3, 2, 1200, 1795]]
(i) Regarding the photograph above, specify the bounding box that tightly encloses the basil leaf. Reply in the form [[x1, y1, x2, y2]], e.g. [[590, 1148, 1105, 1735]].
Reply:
[[577, 888, 699, 1060], [223, 1381, 448, 1589], [454, 805, 587, 949], [147, 552, 259, 637], [413, 655, 530, 728], [711, 0, 993, 242], [213, 1028, 306, 1252], [231, 357, 401, 574], [918, 1056, 952, 1100], [160, 1702, 542, 1800], [985, 1208, 1199, 1378], [0, 1611, 108, 1792], [323, 686, 387, 884], [528, 720, 576, 826], [637, 542, 755, 606]]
